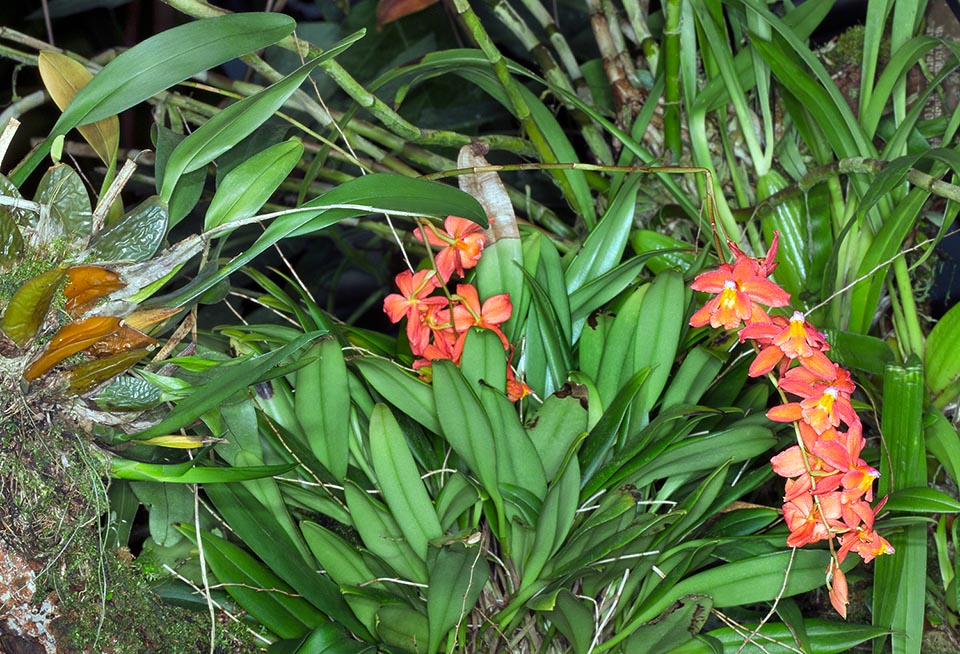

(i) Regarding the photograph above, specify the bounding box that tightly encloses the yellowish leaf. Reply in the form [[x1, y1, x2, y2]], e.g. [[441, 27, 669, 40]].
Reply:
[[24, 315, 121, 381], [38, 52, 119, 167]]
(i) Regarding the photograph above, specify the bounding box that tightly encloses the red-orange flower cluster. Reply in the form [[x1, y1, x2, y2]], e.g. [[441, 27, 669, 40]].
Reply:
[[689, 232, 893, 618], [384, 216, 530, 401]]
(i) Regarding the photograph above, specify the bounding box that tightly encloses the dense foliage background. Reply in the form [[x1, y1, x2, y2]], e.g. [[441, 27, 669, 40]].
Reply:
[[2, 1, 960, 653]]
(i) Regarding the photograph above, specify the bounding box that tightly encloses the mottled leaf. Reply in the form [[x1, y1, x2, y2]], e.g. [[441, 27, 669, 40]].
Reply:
[[88, 196, 168, 262]]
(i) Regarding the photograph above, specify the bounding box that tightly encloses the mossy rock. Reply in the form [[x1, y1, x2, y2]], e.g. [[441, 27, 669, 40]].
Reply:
[[0, 394, 258, 653]]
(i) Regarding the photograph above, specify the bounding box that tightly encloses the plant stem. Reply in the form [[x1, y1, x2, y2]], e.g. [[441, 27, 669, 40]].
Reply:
[[661, 0, 682, 161]]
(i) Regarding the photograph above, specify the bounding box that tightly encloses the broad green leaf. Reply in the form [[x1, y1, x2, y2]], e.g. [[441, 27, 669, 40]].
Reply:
[[0, 207, 24, 265], [296, 339, 350, 480], [93, 376, 163, 411], [547, 590, 594, 654], [660, 347, 723, 409], [105, 479, 139, 549], [631, 549, 831, 626], [268, 622, 367, 654], [625, 595, 713, 654], [632, 270, 685, 416], [926, 300, 960, 402], [185, 528, 324, 639], [884, 487, 960, 514], [354, 357, 440, 434], [666, 619, 890, 654], [369, 404, 442, 560], [874, 357, 925, 654], [521, 457, 579, 588], [376, 604, 429, 653], [159, 56, 323, 204], [88, 195, 167, 262], [129, 480, 193, 547], [164, 174, 486, 307], [596, 285, 649, 405], [629, 230, 695, 274], [426, 542, 489, 653], [926, 408, 960, 487], [344, 481, 427, 583], [579, 368, 651, 493], [526, 390, 589, 481], [205, 139, 304, 232], [12, 13, 298, 185], [432, 361, 502, 509], [38, 51, 119, 166], [301, 521, 377, 588], [1, 268, 65, 346], [435, 473, 481, 530]]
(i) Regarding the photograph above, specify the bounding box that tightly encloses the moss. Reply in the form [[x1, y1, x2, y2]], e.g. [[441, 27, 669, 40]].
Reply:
[[0, 401, 260, 653]]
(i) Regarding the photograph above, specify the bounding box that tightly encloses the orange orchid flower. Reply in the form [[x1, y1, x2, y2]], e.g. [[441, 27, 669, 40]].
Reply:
[[414, 216, 486, 283], [383, 269, 447, 355]]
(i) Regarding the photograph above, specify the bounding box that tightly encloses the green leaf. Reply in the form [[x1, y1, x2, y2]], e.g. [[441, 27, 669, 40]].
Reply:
[[1, 268, 66, 347], [884, 487, 960, 513], [547, 590, 594, 654], [109, 458, 294, 483], [344, 481, 427, 584], [301, 521, 377, 588], [159, 55, 323, 205], [526, 391, 589, 481], [164, 174, 486, 307], [185, 528, 324, 639], [205, 139, 304, 232], [579, 367, 651, 492], [33, 163, 91, 243], [521, 457, 580, 588], [564, 175, 641, 297], [206, 482, 366, 635], [632, 270, 685, 415], [268, 622, 368, 654], [426, 541, 489, 653], [354, 357, 441, 434], [133, 331, 322, 439], [625, 595, 713, 654], [632, 549, 831, 626], [874, 357, 926, 654], [88, 195, 167, 262], [129, 480, 193, 547], [296, 339, 351, 480], [376, 604, 430, 652], [926, 300, 960, 402], [666, 619, 890, 654], [13, 13, 298, 185], [432, 361, 502, 509], [369, 404, 443, 561], [0, 207, 25, 266]]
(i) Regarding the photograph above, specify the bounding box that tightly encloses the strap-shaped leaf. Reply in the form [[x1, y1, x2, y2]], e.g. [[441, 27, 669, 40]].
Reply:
[[369, 404, 443, 560], [13, 13, 297, 185], [344, 481, 428, 584], [426, 542, 489, 653], [205, 139, 304, 232], [182, 527, 324, 640]]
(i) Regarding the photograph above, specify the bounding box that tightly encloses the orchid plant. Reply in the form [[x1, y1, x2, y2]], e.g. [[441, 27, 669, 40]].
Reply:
[[689, 231, 895, 618]]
